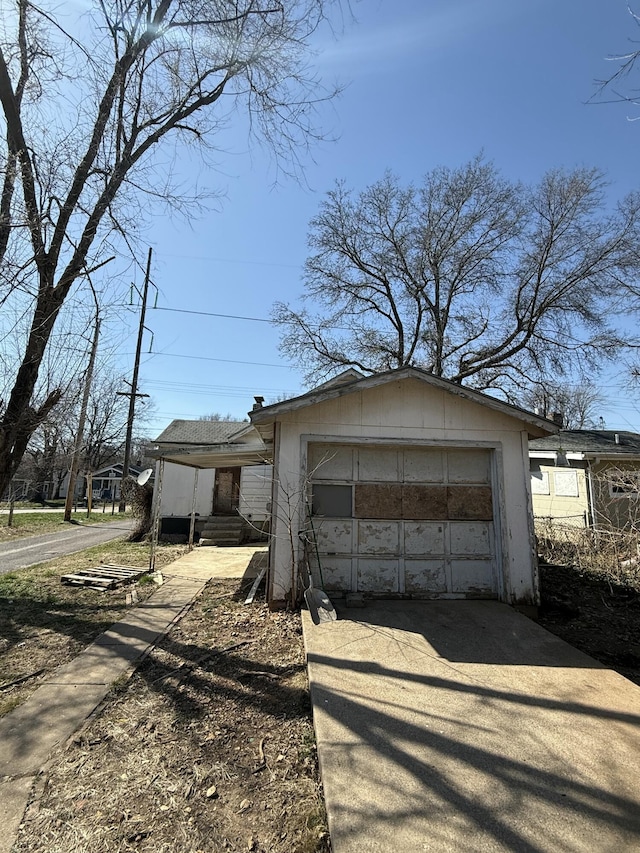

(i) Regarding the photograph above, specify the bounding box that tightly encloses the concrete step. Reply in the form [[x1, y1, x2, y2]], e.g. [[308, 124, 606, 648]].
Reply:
[[199, 536, 243, 547], [197, 515, 245, 546]]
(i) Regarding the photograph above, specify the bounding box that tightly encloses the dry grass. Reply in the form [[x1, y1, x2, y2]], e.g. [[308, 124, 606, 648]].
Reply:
[[535, 518, 640, 587], [0, 540, 187, 715], [0, 511, 132, 542]]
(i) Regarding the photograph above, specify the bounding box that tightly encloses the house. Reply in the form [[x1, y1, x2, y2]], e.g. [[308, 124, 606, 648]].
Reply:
[[58, 463, 143, 502], [529, 430, 640, 530], [150, 419, 272, 542], [249, 367, 557, 609]]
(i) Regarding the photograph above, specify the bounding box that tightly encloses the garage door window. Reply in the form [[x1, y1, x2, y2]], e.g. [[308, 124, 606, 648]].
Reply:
[[312, 484, 353, 517]]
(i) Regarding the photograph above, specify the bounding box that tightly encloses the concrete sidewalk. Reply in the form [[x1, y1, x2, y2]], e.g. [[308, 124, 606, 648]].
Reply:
[[0, 545, 266, 853], [303, 599, 640, 853]]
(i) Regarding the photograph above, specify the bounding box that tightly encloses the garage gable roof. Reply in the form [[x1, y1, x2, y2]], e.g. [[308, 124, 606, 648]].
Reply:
[[250, 366, 558, 437]]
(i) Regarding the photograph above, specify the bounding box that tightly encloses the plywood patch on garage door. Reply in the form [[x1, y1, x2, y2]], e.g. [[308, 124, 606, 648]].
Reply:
[[402, 485, 448, 519], [448, 485, 493, 520], [355, 483, 402, 518]]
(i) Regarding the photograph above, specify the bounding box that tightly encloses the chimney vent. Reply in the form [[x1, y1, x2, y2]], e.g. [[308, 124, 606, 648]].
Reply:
[[252, 395, 264, 411], [551, 411, 564, 428]]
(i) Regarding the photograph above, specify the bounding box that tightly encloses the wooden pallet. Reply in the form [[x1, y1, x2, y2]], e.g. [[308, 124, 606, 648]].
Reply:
[[61, 564, 148, 590]]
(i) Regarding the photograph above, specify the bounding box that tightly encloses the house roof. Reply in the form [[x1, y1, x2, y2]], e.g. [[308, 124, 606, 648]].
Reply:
[[153, 420, 251, 445], [530, 430, 640, 458], [250, 367, 558, 438], [151, 419, 268, 469]]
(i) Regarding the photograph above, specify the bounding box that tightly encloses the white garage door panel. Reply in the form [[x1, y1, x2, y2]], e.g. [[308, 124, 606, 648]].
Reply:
[[403, 449, 445, 483], [404, 560, 447, 593], [314, 520, 353, 553], [357, 559, 400, 592], [404, 522, 445, 555], [449, 522, 492, 555], [450, 560, 496, 595], [447, 450, 491, 483], [319, 557, 352, 591], [357, 521, 400, 555], [308, 445, 355, 480], [358, 447, 399, 481]]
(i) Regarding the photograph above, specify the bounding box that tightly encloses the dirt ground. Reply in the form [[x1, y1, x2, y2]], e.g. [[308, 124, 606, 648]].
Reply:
[[12, 577, 329, 853], [537, 561, 640, 687]]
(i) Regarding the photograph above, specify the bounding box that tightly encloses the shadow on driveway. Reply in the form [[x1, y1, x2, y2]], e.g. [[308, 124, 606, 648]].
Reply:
[[303, 600, 640, 853]]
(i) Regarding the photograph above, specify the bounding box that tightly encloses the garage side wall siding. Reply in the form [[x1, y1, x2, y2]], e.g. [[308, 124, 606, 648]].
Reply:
[[267, 379, 539, 605]]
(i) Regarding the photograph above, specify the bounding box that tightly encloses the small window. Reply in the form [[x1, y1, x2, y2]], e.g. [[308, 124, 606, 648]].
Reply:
[[311, 484, 353, 517], [609, 470, 640, 499], [530, 470, 550, 495], [554, 470, 578, 498]]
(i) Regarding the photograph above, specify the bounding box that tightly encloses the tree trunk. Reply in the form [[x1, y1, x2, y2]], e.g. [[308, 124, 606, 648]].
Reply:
[[0, 284, 64, 499]]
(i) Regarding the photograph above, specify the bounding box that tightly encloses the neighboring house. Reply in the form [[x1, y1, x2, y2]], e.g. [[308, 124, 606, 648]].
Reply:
[[58, 463, 143, 501], [150, 419, 272, 540], [529, 430, 640, 530], [249, 367, 556, 609]]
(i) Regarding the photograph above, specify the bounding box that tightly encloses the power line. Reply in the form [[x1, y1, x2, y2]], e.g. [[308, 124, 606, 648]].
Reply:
[[153, 306, 272, 323], [151, 305, 351, 331], [141, 351, 291, 369]]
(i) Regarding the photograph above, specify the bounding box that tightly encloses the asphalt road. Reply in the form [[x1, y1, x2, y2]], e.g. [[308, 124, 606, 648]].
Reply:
[[0, 519, 135, 574]]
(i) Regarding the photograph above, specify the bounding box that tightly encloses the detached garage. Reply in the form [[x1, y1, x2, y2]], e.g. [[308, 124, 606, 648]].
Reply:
[[249, 367, 557, 609]]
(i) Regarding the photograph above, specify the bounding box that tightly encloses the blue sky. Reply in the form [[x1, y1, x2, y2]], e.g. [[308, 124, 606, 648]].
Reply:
[[118, 0, 640, 435]]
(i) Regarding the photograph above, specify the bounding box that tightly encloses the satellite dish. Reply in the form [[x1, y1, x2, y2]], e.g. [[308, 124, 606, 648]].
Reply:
[[137, 468, 154, 486]]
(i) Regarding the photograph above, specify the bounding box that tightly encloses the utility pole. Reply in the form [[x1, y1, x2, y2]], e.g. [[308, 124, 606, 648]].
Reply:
[[119, 247, 153, 512]]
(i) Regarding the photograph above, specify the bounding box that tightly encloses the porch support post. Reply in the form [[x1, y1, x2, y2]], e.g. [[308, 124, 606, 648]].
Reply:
[[149, 457, 165, 572], [188, 468, 199, 551]]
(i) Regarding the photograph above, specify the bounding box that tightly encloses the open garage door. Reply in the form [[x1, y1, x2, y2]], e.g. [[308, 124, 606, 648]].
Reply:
[[308, 443, 499, 598]]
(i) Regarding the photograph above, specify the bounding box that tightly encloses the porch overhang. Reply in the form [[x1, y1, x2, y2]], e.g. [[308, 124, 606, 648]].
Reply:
[[148, 442, 272, 469]]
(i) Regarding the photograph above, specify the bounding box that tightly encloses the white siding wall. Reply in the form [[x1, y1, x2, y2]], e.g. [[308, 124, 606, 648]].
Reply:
[[157, 461, 272, 520], [239, 464, 272, 522]]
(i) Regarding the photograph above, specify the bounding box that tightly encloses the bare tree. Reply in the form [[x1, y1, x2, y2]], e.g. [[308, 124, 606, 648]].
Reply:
[[592, 4, 640, 112], [198, 412, 241, 422], [521, 382, 605, 429], [0, 0, 341, 499], [273, 157, 640, 398]]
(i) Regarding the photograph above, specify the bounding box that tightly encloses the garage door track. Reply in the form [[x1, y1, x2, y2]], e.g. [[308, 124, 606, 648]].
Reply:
[[303, 600, 640, 853]]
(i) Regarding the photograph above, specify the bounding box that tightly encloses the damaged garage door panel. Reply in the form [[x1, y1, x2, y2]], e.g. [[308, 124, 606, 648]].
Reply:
[[355, 483, 403, 518], [402, 485, 448, 519], [447, 486, 493, 520], [354, 484, 492, 521]]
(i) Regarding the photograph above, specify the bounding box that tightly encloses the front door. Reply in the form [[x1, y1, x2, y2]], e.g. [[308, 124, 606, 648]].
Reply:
[[213, 467, 241, 514]]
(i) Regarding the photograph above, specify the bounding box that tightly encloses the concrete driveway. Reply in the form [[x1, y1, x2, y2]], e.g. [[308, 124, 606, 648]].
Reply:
[[303, 600, 640, 853]]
